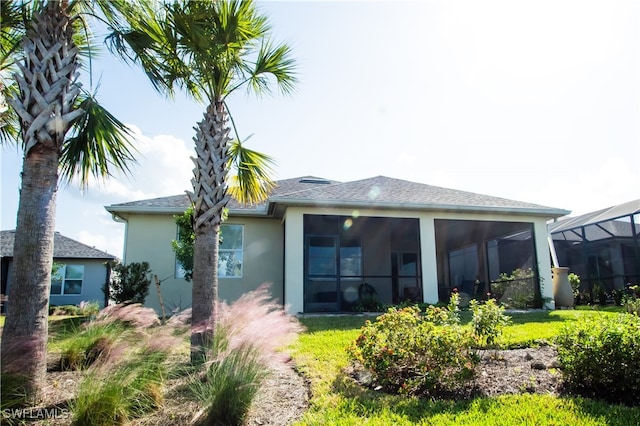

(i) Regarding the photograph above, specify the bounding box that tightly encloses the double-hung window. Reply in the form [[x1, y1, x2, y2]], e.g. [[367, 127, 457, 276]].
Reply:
[[175, 224, 244, 278], [51, 264, 84, 295], [219, 224, 243, 278]]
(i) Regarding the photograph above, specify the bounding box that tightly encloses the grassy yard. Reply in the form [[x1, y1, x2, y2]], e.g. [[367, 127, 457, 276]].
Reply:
[[290, 308, 640, 425]]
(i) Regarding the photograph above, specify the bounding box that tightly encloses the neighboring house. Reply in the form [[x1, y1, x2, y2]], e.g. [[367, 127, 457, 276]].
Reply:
[[105, 176, 569, 314], [549, 199, 640, 294], [1, 230, 116, 311]]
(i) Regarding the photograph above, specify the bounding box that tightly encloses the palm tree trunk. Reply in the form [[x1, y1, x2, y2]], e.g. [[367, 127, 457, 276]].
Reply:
[[188, 101, 231, 361], [0, 1, 79, 404], [1, 146, 59, 405]]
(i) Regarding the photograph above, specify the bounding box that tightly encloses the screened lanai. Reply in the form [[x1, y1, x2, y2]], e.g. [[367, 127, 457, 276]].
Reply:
[[434, 219, 541, 307], [549, 199, 640, 295]]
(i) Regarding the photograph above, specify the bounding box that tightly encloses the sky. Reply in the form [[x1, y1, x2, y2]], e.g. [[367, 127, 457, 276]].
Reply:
[[1, 0, 638, 259]]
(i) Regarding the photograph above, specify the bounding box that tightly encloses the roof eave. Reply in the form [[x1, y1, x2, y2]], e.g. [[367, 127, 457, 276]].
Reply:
[[105, 205, 187, 215], [268, 197, 570, 218], [105, 205, 271, 217]]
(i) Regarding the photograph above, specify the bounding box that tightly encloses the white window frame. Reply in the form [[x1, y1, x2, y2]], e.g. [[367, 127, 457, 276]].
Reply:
[[51, 264, 84, 295]]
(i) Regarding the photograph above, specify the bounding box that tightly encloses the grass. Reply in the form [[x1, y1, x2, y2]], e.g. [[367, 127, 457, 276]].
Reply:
[[4, 306, 638, 424], [290, 307, 640, 425]]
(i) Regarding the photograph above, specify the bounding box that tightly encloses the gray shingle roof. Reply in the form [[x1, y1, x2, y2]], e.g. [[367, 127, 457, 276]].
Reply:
[[105, 175, 568, 218], [271, 176, 559, 210], [0, 230, 116, 259]]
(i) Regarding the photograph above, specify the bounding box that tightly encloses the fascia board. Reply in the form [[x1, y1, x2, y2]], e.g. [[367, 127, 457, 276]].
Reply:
[[267, 197, 570, 219]]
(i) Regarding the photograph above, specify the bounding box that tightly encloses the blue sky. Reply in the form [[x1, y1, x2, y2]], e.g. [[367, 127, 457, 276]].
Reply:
[[1, 0, 638, 258]]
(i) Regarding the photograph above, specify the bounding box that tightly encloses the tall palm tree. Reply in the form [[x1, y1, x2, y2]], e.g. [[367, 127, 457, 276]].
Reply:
[[108, 0, 296, 359], [0, 0, 143, 404]]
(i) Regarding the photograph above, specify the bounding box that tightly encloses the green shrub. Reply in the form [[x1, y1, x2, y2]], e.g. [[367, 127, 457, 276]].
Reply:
[[624, 287, 640, 315], [347, 305, 478, 396], [106, 261, 152, 305], [555, 313, 640, 404], [469, 298, 511, 347], [490, 268, 540, 308], [422, 291, 461, 326]]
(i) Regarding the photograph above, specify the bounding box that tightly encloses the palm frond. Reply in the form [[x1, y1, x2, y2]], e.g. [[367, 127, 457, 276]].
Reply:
[[0, 79, 19, 144], [0, 0, 29, 73], [246, 41, 297, 97], [60, 92, 136, 188], [227, 139, 276, 205]]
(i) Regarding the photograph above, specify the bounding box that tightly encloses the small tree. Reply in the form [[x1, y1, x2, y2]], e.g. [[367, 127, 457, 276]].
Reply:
[[107, 261, 152, 305], [172, 207, 195, 282]]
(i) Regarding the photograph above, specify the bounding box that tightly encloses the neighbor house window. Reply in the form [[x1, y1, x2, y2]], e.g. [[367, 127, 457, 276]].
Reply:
[[175, 224, 244, 279], [51, 264, 84, 295]]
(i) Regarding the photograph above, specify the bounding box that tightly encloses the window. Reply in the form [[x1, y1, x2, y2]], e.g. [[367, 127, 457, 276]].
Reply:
[[219, 224, 243, 278], [51, 264, 84, 295], [174, 224, 244, 279]]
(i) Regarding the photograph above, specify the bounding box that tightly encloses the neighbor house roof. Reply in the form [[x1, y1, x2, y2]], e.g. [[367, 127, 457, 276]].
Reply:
[[105, 176, 570, 219], [0, 230, 116, 260]]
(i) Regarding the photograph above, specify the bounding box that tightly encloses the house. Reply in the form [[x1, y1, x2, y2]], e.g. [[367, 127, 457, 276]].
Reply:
[[105, 176, 570, 314], [549, 199, 640, 295], [1, 230, 116, 311]]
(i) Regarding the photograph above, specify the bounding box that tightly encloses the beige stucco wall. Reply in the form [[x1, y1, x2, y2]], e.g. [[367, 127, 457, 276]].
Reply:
[[283, 206, 554, 314], [121, 213, 283, 314]]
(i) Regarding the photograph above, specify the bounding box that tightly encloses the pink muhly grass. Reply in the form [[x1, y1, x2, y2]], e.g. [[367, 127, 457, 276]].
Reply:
[[143, 327, 185, 355], [166, 307, 192, 327], [215, 283, 304, 369], [95, 303, 160, 329]]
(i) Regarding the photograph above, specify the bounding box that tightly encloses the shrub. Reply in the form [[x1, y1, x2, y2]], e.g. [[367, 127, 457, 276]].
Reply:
[[555, 313, 640, 405], [347, 305, 478, 396], [490, 268, 540, 308], [106, 261, 152, 305], [469, 298, 511, 348], [423, 291, 461, 326], [568, 273, 580, 298]]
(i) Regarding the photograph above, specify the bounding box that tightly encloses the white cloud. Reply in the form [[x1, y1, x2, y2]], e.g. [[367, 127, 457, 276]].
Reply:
[[69, 126, 194, 202]]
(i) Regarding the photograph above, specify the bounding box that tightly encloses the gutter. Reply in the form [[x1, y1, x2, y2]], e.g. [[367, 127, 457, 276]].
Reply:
[[267, 197, 571, 219]]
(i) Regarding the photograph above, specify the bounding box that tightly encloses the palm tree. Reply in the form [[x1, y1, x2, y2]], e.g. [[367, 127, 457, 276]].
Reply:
[[108, 0, 296, 359], [0, 0, 143, 404]]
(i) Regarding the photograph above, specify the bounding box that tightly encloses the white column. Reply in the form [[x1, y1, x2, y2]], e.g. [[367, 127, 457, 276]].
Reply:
[[419, 215, 439, 304], [284, 209, 305, 314], [535, 220, 555, 309]]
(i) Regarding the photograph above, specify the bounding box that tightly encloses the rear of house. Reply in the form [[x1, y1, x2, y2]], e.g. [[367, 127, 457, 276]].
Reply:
[[106, 176, 569, 314]]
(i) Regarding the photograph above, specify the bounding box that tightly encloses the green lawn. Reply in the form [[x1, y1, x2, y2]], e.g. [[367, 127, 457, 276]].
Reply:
[[290, 308, 640, 425]]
